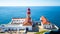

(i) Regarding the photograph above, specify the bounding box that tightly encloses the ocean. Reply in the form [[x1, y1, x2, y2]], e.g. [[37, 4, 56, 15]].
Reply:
[[0, 6, 60, 27]]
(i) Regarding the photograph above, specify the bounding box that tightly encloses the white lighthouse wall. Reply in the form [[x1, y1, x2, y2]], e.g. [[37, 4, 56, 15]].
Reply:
[[23, 26, 32, 31]]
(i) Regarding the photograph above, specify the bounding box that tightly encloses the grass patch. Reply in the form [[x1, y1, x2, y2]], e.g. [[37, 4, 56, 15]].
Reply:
[[35, 29, 49, 34]]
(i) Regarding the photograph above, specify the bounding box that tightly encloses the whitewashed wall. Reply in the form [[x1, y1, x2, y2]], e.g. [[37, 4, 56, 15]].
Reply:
[[43, 24, 52, 29], [23, 26, 32, 30], [12, 19, 25, 24]]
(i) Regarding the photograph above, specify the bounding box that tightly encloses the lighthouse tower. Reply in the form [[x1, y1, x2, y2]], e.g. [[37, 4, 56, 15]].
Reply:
[[27, 8, 31, 18], [23, 8, 32, 26], [27, 8, 32, 23]]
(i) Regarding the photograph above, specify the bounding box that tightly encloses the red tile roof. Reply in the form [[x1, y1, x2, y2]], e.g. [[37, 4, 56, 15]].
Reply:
[[40, 16, 50, 24], [23, 17, 32, 26]]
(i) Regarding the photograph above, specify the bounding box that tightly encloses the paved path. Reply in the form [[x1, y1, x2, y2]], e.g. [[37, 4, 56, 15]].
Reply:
[[27, 32, 36, 34], [0, 32, 36, 34]]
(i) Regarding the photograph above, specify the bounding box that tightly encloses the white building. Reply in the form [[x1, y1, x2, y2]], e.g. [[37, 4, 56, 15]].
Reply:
[[40, 16, 59, 30]]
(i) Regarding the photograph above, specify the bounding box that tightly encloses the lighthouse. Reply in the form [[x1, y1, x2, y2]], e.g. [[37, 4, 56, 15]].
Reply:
[[27, 8, 31, 18], [23, 8, 32, 26], [23, 8, 32, 30], [27, 8, 32, 23]]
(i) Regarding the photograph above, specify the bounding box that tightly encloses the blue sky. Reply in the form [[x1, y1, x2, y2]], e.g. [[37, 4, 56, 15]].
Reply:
[[0, 0, 60, 6]]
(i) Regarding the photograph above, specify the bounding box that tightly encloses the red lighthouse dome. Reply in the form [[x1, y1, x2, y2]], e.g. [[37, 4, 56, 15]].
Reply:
[[28, 8, 30, 11]]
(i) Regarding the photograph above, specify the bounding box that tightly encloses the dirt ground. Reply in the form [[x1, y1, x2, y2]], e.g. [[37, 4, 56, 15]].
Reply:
[[0, 32, 36, 34]]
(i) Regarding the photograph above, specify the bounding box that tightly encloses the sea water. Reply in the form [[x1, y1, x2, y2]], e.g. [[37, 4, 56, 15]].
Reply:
[[0, 6, 60, 28]]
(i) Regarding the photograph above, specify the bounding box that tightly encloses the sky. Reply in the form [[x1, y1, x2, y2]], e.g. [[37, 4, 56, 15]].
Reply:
[[0, 0, 60, 6]]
